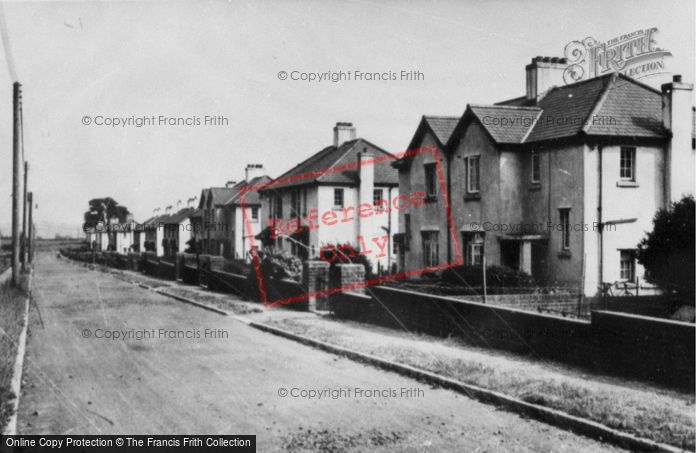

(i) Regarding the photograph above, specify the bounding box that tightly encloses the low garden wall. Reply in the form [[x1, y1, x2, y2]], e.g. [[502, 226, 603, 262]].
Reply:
[[330, 286, 694, 389]]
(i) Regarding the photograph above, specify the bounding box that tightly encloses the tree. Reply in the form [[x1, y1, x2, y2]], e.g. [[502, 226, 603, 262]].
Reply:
[[637, 196, 695, 299], [83, 197, 131, 227]]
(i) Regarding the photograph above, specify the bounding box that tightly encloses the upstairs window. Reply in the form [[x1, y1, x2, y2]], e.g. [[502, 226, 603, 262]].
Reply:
[[531, 150, 541, 183], [373, 189, 384, 211], [466, 156, 480, 194], [274, 195, 283, 218], [404, 214, 411, 252], [620, 147, 636, 181], [291, 189, 302, 218], [251, 207, 259, 222], [424, 163, 437, 197], [333, 188, 344, 208]]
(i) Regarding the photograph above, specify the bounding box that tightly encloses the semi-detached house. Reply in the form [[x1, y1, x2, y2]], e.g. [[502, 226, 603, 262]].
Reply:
[[394, 56, 695, 296]]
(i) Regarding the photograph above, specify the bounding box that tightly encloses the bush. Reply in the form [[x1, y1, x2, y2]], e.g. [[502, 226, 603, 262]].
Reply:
[[637, 196, 695, 300], [255, 247, 303, 282], [429, 264, 537, 293], [319, 243, 373, 278]]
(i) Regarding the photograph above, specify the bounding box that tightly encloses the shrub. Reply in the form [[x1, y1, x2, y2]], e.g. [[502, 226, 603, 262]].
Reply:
[[433, 264, 537, 293], [319, 243, 373, 278], [255, 247, 303, 282]]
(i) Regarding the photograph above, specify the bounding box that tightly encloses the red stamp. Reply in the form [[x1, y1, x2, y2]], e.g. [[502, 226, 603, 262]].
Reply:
[[238, 144, 461, 307]]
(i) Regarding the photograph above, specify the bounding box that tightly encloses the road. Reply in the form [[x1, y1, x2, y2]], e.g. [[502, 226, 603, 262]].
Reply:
[[16, 252, 623, 452]]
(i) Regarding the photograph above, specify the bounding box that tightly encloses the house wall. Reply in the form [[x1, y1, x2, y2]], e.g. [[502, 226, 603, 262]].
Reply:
[[582, 143, 665, 296], [233, 205, 263, 260], [399, 132, 450, 272], [450, 123, 502, 267]]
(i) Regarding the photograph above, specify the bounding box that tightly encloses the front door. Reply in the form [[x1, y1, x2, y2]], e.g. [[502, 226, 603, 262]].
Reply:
[[501, 241, 520, 270]]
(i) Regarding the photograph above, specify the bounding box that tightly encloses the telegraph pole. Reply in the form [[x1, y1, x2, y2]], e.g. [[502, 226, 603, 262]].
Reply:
[[11, 82, 21, 287], [21, 160, 27, 271], [27, 192, 33, 263]]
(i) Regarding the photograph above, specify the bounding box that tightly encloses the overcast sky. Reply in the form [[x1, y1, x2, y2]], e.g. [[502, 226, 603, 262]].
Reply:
[[0, 0, 694, 238]]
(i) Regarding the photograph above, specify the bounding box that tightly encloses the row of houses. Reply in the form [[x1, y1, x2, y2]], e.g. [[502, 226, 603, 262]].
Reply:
[[87, 56, 696, 296]]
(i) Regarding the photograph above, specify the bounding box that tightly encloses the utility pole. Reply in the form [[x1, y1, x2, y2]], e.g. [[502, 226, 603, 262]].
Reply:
[[21, 160, 27, 271], [11, 82, 21, 287], [27, 192, 33, 263]]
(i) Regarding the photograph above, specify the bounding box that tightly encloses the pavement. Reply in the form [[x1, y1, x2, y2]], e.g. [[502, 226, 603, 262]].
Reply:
[[16, 251, 625, 452]]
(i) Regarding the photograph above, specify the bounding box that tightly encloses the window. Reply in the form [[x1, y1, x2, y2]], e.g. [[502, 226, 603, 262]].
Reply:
[[251, 207, 259, 222], [531, 150, 541, 183], [291, 189, 301, 218], [559, 208, 571, 250], [620, 147, 636, 181], [404, 214, 411, 252], [466, 156, 480, 194], [620, 250, 635, 282], [463, 232, 484, 266], [333, 188, 344, 208], [422, 231, 439, 267], [274, 195, 283, 218], [424, 163, 437, 197], [373, 189, 384, 210]]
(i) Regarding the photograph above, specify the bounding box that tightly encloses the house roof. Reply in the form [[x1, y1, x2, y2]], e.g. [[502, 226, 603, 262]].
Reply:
[[446, 73, 671, 148], [161, 208, 194, 224], [394, 115, 460, 169], [423, 116, 461, 146], [262, 138, 398, 192], [525, 73, 667, 143], [468, 105, 541, 144], [225, 175, 273, 207]]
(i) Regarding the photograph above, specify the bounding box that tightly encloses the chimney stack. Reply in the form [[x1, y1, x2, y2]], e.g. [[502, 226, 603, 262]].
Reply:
[[662, 74, 695, 202], [526, 56, 568, 103], [334, 122, 356, 147], [176, 200, 182, 211], [225, 181, 237, 188], [165, 205, 172, 216], [245, 163, 265, 182]]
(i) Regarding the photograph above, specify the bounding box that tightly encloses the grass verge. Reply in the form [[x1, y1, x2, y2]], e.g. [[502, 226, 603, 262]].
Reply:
[[267, 317, 695, 450], [0, 280, 28, 432]]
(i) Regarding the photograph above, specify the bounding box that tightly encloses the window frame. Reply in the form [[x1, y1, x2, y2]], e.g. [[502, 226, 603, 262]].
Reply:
[[421, 230, 440, 267], [250, 206, 259, 222], [559, 208, 571, 251], [620, 250, 636, 282], [424, 163, 437, 198], [463, 232, 485, 266], [531, 150, 541, 184], [620, 146, 636, 181], [333, 188, 344, 209], [466, 155, 480, 194]]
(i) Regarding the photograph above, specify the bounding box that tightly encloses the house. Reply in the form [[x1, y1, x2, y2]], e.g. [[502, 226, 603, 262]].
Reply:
[[223, 165, 272, 261], [258, 122, 400, 272], [161, 201, 195, 258], [143, 209, 168, 256], [196, 186, 237, 256], [190, 165, 271, 259], [394, 57, 695, 296]]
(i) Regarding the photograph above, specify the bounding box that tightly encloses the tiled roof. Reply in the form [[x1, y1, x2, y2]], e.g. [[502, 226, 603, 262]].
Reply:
[[162, 208, 195, 224], [424, 116, 460, 146], [525, 73, 667, 142], [469, 105, 541, 144], [263, 138, 398, 191], [226, 175, 273, 206]]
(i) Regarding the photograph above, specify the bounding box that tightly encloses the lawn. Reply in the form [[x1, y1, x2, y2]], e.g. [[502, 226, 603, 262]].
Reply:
[[266, 316, 695, 450], [0, 280, 28, 432]]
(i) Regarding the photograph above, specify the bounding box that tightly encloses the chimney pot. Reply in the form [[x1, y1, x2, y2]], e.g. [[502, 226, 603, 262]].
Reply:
[[673, 74, 682, 83]]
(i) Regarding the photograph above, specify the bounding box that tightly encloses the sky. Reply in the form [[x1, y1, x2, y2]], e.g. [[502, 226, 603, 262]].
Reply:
[[0, 0, 694, 238]]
